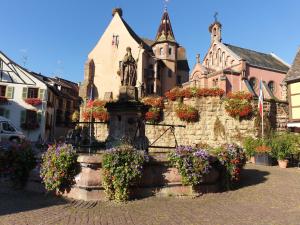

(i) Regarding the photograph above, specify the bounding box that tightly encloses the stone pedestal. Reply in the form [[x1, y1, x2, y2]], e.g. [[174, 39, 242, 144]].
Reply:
[[105, 101, 149, 148], [119, 86, 138, 102]]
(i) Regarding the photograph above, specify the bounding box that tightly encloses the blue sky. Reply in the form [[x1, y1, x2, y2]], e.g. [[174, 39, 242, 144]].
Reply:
[[1, 0, 299, 82]]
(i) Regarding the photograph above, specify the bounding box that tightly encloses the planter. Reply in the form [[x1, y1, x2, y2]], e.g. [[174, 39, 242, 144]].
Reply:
[[277, 159, 288, 169], [254, 153, 273, 166]]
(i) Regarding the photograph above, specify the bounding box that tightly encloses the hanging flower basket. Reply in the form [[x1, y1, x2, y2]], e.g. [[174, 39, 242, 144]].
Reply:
[[93, 111, 109, 122], [82, 99, 109, 122], [142, 97, 164, 108], [25, 98, 42, 106], [0, 96, 8, 104], [224, 92, 253, 119], [176, 104, 199, 122], [145, 108, 161, 124]]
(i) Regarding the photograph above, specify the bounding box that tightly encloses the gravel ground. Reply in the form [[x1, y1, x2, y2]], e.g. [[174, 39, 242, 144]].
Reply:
[[1, 164, 300, 225]]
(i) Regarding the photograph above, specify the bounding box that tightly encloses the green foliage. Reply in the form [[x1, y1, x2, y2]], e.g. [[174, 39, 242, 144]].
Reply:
[[269, 132, 300, 160], [242, 136, 262, 157], [40, 144, 78, 192], [0, 142, 36, 188], [102, 143, 146, 202], [168, 146, 211, 186]]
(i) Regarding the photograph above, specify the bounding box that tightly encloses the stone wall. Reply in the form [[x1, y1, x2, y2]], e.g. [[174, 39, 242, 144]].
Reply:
[[95, 97, 288, 149]]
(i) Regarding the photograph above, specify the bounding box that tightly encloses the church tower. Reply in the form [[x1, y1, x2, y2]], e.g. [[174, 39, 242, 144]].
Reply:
[[209, 14, 222, 44], [152, 8, 179, 95]]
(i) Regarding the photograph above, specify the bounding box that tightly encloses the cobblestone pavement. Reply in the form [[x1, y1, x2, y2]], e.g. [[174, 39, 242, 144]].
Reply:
[[1, 164, 300, 225]]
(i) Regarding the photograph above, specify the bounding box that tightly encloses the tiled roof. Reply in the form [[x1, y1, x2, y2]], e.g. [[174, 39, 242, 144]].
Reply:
[[142, 38, 155, 47], [286, 48, 300, 82], [225, 44, 289, 72], [155, 10, 176, 43]]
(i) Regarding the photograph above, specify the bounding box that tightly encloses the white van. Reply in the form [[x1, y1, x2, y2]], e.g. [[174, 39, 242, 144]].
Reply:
[[0, 116, 25, 143]]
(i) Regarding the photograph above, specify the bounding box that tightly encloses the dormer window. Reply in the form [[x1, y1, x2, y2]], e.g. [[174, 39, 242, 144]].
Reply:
[[27, 88, 38, 98]]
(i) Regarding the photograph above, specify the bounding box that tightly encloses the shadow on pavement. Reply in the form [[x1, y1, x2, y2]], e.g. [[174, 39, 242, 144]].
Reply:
[[234, 167, 270, 190], [0, 188, 68, 216]]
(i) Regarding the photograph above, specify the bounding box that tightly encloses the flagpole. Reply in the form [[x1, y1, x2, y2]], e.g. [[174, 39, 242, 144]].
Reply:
[[260, 78, 264, 139]]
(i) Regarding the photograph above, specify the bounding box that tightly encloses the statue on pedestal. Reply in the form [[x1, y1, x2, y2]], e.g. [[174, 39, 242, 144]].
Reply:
[[121, 47, 137, 87]]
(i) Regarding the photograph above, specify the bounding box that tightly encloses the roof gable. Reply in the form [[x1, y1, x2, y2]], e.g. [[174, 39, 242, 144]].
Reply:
[[286, 48, 300, 82]]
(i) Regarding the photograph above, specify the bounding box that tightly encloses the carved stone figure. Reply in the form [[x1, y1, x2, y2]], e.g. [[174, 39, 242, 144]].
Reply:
[[121, 47, 137, 86]]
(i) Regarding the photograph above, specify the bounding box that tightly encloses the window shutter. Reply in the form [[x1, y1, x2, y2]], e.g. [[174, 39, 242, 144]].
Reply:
[[20, 110, 26, 123], [37, 111, 42, 123], [22, 87, 28, 99], [38, 89, 46, 100], [5, 87, 14, 99], [4, 109, 10, 119]]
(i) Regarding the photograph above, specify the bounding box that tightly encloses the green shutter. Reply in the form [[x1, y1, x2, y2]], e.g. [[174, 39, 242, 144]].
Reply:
[[37, 111, 42, 123], [4, 110, 10, 119], [20, 110, 26, 123], [22, 87, 28, 99], [38, 89, 46, 100], [5, 87, 14, 99]]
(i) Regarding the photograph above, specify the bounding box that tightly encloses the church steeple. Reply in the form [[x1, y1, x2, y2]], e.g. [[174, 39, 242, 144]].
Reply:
[[155, 9, 176, 43], [209, 12, 222, 44]]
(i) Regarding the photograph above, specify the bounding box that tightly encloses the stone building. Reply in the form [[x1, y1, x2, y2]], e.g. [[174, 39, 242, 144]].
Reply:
[[286, 48, 300, 132], [188, 18, 290, 101], [79, 8, 189, 102]]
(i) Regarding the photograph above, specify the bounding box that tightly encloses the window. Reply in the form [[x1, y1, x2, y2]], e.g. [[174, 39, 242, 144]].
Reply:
[[168, 47, 172, 56], [160, 47, 164, 55], [268, 81, 275, 93], [249, 77, 257, 90], [2, 122, 15, 132], [0, 85, 6, 97], [27, 88, 38, 98]]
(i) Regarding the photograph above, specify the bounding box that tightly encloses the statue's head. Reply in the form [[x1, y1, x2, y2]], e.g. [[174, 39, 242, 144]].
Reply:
[[126, 47, 132, 53]]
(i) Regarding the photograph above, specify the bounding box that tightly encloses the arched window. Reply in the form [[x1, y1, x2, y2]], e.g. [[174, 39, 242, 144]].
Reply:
[[268, 81, 275, 93], [206, 59, 209, 67], [249, 77, 257, 90], [88, 60, 95, 82]]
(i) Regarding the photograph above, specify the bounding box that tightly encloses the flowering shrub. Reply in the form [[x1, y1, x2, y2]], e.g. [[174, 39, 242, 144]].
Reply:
[[196, 88, 225, 97], [216, 144, 246, 184], [25, 98, 42, 106], [102, 143, 146, 202], [165, 88, 181, 101], [142, 96, 164, 108], [40, 144, 78, 192], [169, 145, 211, 186], [224, 91, 253, 119], [165, 87, 225, 101], [0, 142, 36, 187], [0, 96, 8, 104], [176, 104, 199, 122], [82, 99, 109, 122], [145, 107, 161, 124]]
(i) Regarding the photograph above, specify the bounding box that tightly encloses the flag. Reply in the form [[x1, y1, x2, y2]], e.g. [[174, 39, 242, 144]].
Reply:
[[258, 79, 264, 117]]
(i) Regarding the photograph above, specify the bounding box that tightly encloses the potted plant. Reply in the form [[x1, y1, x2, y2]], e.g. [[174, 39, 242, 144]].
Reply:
[[270, 133, 298, 168], [243, 136, 260, 163], [254, 143, 273, 166]]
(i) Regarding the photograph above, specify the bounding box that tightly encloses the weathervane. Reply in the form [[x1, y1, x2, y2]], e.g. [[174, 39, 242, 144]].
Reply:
[[214, 12, 219, 22], [164, 0, 170, 11]]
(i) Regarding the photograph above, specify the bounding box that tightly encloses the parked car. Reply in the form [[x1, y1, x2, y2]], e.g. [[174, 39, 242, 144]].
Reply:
[[0, 116, 25, 143]]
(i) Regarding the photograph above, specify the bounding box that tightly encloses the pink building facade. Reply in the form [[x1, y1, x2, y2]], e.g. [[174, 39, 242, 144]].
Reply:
[[188, 19, 289, 101]]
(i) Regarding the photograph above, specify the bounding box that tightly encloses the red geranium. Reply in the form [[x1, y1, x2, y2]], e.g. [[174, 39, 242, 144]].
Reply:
[[93, 111, 109, 122], [25, 98, 42, 106], [142, 97, 164, 108], [165, 88, 181, 101], [145, 108, 160, 123], [176, 104, 199, 122]]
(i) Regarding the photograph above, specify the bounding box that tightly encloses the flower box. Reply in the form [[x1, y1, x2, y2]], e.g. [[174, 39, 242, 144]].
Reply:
[[254, 153, 274, 166], [25, 98, 42, 106]]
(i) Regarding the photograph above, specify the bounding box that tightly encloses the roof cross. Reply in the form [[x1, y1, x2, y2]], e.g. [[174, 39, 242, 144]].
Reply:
[[214, 12, 219, 22]]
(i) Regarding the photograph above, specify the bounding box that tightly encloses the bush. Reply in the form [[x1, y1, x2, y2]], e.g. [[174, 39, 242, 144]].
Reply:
[[243, 136, 261, 157], [0, 142, 36, 188], [169, 145, 211, 186], [269, 132, 299, 160], [102, 143, 146, 202], [40, 144, 78, 192]]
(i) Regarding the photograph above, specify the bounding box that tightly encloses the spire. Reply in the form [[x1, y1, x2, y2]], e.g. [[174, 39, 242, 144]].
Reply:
[[155, 9, 176, 43], [209, 12, 222, 43]]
